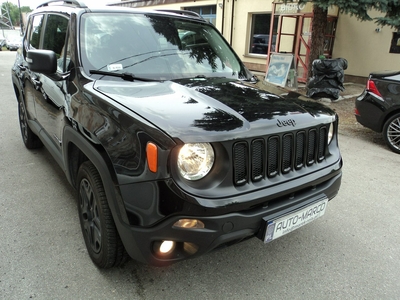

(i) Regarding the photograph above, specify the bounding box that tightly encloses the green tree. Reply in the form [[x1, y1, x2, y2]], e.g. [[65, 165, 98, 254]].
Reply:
[[1, 2, 31, 27], [284, 0, 400, 78]]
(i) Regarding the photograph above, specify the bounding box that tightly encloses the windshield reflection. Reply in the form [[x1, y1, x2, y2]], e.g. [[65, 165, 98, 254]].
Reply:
[[80, 13, 246, 81]]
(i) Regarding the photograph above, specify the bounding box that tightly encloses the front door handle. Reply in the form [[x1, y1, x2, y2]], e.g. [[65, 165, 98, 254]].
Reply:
[[31, 77, 42, 89], [17, 64, 26, 71]]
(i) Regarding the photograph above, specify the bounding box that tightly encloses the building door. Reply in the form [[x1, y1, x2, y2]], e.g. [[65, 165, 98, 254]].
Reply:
[[294, 15, 312, 83], [267, 2, 338, 83]]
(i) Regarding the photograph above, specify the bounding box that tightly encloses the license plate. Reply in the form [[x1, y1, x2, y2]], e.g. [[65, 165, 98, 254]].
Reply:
[[264, 198, 328, 243]]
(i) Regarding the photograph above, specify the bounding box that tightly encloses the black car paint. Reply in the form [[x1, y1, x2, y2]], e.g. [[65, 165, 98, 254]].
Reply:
[[355, 71, 400, 132], [11, 5, 342, 266], [94, 78, 336, 143]]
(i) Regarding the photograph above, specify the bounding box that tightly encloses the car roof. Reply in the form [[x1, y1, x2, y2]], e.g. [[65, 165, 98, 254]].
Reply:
[[33, 0, 207, 23]]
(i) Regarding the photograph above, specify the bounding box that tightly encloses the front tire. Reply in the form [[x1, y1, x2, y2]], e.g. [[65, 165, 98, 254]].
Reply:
[[77, 161, 128, 268], [383, 113, 400, 154], [18, 97, 43, 149]]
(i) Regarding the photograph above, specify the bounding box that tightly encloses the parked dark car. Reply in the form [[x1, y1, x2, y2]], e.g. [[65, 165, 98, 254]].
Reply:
[[250, 34, 276, 54], [355, 71, 400, 154], [11, 1, 342, 268]]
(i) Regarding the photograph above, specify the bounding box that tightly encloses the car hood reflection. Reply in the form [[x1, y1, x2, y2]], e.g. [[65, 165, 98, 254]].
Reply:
[[93, 78, 335, 143]]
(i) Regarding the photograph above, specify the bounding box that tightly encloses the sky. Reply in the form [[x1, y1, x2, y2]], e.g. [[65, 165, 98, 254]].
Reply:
[[5, 0, 117, 10]]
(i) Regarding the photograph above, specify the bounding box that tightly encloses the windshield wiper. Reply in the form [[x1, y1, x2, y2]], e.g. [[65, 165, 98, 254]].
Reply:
[[89, 70, 161, 82], [193, 75, 226, 79]]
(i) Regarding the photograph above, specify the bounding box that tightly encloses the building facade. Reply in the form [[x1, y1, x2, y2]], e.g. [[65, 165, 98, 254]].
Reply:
[[110, 0, 400, 83]]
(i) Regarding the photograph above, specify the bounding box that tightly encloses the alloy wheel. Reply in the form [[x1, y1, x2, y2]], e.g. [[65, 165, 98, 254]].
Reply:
[[386, 116, 400, 152], [18, 101, 28, 144], [79, 178, 102, 254]]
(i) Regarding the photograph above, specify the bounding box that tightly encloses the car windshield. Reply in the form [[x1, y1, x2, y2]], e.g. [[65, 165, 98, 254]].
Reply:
[[80, 12, 247, 81]]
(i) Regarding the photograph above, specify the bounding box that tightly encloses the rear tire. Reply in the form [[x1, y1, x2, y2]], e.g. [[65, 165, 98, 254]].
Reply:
[[383, 113, 400, 154], [18, 97, 43, 149], [77, 161, 128, 268]]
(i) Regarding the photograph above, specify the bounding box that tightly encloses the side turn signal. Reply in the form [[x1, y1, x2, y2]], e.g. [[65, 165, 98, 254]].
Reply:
[[146, 142, 158, 173]]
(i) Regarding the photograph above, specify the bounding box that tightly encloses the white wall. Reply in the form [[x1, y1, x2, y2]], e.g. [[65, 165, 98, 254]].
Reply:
[[333, 10, 400, 77]]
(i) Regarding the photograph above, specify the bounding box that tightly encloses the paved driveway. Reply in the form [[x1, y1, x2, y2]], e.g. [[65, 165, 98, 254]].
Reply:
[[1, 51, 399, 299]]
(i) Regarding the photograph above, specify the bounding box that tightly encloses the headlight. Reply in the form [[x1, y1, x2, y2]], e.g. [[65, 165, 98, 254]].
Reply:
[[177, 143, 214, 180], [327, 122, 334, 144]]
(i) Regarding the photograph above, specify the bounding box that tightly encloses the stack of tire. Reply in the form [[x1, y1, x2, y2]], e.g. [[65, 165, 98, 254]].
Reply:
[[306, 58, 348, 100]]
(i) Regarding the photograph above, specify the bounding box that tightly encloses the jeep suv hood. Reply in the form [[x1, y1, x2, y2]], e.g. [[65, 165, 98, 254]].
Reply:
[[94, 78, 335, 143]]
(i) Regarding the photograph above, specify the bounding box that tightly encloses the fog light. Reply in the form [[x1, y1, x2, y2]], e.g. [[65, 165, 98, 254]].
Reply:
[[159, 240, 175, 255], [173, 219, 205, 229]]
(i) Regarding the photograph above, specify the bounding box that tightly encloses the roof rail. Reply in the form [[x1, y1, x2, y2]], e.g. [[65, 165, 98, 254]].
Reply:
[[156, 9, 204, 20], [36, 0, 87, 9]]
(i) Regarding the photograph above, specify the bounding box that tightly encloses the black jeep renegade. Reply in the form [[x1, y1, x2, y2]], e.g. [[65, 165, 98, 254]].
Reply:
[[11, 0, 342, 268]]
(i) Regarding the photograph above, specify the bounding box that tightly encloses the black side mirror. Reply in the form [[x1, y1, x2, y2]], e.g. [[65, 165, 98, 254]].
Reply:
[[26, 49, 57, 74]]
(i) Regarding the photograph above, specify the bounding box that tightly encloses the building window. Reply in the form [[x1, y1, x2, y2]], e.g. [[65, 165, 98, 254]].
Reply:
[[390, 32, 400, 54], [249, 13, 278, 55], [185, 5, 217, 26]]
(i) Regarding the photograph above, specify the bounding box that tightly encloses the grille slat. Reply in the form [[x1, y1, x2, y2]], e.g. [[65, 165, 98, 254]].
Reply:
[[318, 127, 327, 161], [232, 127, 328, 186], [282, 134, 293, 174], [233, 142, 248, 185], [295, 131, 305, 169], [251, 139, 264, 181], [267, 137, 279, 178], [307, 129, 317, 165]]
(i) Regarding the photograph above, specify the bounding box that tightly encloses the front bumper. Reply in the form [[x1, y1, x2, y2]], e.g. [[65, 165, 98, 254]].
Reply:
[[118, 170, 342, 266], [8, 46, 18, 50]]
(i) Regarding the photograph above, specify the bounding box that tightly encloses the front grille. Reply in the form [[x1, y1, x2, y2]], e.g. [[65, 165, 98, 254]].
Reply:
[[233, 126, 328, 186]]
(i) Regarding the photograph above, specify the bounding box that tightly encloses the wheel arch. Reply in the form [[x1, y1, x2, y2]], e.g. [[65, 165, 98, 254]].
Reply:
[[13, 82, 21, 98], [381, 107, 400, 131], [11, 69, 24, 100], [63, 126, 130, 225], [382, 109, 400, 154]]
